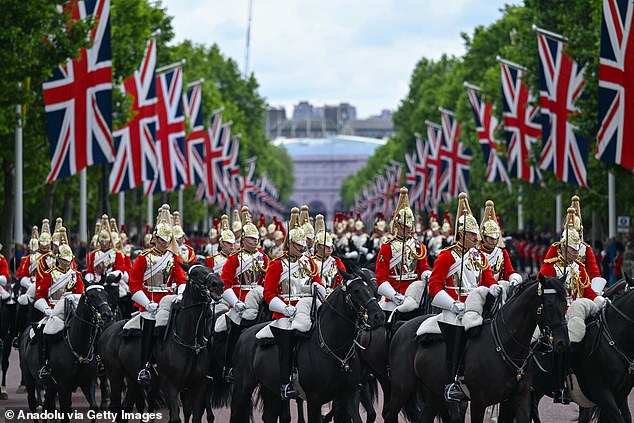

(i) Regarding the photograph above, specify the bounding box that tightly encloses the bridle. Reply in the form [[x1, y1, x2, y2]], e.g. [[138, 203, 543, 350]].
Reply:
[[491, 280, 566, 381], [317, 276, 378, 372], [597, 291, 634, 374]]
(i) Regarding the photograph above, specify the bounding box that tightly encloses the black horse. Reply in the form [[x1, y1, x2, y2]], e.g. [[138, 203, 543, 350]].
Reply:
[[19, 284, 113, 419], [384, 274, 569, 423], [519, 276, 634, 423], [99, 264, 224, 423], [229, 270, 385, 423], [0, 276, 25, 397]]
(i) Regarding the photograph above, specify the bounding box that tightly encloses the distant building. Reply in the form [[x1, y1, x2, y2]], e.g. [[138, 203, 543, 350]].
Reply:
[[292, 101, 314, 120], [265, 106, 287, 138], [276, 135, 385, 221], [341, 117, 394, 139]]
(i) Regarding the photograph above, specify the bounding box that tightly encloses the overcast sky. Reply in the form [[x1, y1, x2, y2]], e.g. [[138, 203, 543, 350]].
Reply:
[[162, 0, 519, 118]]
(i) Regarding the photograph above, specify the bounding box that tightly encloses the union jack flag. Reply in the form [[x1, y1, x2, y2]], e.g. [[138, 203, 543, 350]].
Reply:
[[465, 83, 512, 189], [43, 0, 113, 183], [222, 134, 240, 208], [405, 136, 427, 211], [145, 67, 187, 194], [203, 110, 224, 203], [183, 82, 207, 186], [438, 108, 472, 200], [500, 59, 542, 183], [239, 158, 257, 209], [596, 0, 634, 171], [425, 121, 444, 209], [535, 29, 588, 187], [109, 38, 158, 193]]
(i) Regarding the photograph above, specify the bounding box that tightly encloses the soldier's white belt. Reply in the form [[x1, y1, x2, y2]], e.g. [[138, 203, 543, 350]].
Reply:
[[231, 284, 259, 291], [143, 284, 173, 293], [444, 285, 475, 293], [388, 274, 418, 281], [281, 294, 312, 302]]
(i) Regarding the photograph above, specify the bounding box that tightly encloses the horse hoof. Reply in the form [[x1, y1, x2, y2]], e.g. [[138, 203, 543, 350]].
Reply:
[[15, 385, 26, 394], [0, 393, 7, 400]]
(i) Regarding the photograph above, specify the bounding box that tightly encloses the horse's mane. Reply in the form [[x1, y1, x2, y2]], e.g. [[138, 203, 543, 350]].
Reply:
[[611, 285, 634, 307]]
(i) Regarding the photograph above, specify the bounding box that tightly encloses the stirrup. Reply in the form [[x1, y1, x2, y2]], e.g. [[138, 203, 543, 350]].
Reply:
[[137, 368, 152, 386], [444, 382, 469, 402], [222, 367, 235, 383], [38, 366, 53, 383], [280, 383, 299, 400], [12, 337, 20, 349]]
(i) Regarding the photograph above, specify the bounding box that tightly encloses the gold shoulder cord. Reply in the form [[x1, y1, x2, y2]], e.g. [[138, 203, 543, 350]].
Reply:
[[410, 240, 426, 260]]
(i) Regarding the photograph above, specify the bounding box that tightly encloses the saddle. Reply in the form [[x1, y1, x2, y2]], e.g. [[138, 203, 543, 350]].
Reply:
[[255, 297, 321, 341], [43, 294, 81, 335]]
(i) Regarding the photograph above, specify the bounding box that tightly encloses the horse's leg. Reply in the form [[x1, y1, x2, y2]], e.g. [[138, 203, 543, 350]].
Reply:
[[107, 372, 124, 422], [337, 390, 364, 423], [307, 401, 325, 423], [0, 305, 10, 398], [229, 375, 258, 423], [80, 379, 99, 417], [190, 384, 208, 423], [530, 392, 543, 423], [165, 384, 182, 423], [620, 398, 631, 422], [382, 367, 418, 422], [181, 390, 192, 423], [58, 389, 73, 423], [421, 393, 443, 423], [296, 399, 306, 423], [260, 387, 282, 423], [99, 373, 111, 410], [590, 392, 629, 423], [359, 379, 377, 423]]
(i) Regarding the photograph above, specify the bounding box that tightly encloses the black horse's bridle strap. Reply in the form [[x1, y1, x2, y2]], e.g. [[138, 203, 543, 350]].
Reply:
[[600, 301, 634, 374]]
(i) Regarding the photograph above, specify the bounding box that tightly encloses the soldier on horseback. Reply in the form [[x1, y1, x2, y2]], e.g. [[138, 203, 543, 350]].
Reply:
[[129, 204, 187, 386], [299, 206, 316, 256], [375, 187, 431, 314], [538, 207, 606, 404], [427, 213, 443, 267], [312, 214, 346, 293], [85, 215, 128, 284], [262, 207, 325, 400], [428, 192, 499, 401], [478, 200, 522, 285], [36, 218, 62, 278], [173, 211, 197, 266], [220, 206, 269, 382], [205, 215, 235, 273], [34, 228, 84, 382]]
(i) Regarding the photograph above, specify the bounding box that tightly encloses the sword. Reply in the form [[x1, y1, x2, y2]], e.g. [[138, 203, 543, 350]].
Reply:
[[457, 209, 467, 303]]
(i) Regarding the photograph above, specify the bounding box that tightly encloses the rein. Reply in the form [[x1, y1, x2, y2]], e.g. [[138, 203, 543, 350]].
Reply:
[[598, 297, 634, 374], [64, 289, 109, 364]]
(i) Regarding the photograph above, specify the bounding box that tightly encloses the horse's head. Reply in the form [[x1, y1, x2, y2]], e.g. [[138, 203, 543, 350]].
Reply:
[[537, 273, 569, 353], [82, 283, 113, 325], [339, 272, 384, 329], [181, 263, 224, 302]]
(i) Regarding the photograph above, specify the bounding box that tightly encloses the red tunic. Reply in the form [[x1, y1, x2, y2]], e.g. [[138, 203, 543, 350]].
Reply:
[[85, 249, 127, 281], [428, 245, 497, 302], [128, 249, 187, 311], [479, 246, 517, 281], [16, 255, 30, 279], [538, 259, 596, 301], [178, 244, 197, 266], [544, 242, 602, 280], [220, 249, 269, 302], [375, 237, 430, 297], [35, 267, 84, 307], [0, 255, 10, 282]]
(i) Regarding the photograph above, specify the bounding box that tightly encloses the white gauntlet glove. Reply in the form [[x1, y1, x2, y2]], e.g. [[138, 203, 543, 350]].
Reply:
[[145, 302, 159, 314], [489, 284, 503, 298], [234, 301, 247, 313], [284, 305, 297, 318], [450, 301, 465, 314], [392, 293, 406, 306]]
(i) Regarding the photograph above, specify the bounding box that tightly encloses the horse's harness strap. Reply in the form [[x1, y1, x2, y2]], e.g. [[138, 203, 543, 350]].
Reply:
[[317, 317, 356, 372], [600, 302, 634, 374]]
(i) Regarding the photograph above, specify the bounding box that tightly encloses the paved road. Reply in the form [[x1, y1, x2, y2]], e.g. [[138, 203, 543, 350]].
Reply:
[[1, 347, 631, 422]]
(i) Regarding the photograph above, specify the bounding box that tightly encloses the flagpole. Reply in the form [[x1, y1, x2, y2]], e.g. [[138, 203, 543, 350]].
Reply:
[[80, 168, 87, 245], [608, 170, 616, 238], [155, 59, 186, 74], [555, 192, 562, 232], [14, 83, 23, 249], [178, 189, 183, 214], [147, 192, 154, 227], [518, 185, 524, 232], [118, 192, 125, 225]]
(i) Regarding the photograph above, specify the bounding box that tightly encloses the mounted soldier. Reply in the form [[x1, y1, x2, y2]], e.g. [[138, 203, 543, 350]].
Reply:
[[478, 200, 522, 286], [220, 206, 269, 382], [312, 214, 345, 293], [375, 187, 431, 314], [428, 192, 499, 401], [85, 215, 127, 284], [173, 211, 197, 266], [205, 215, 235, 274], [14, 226, 41, 349], [128, 204, 187, 386], [34, 228, 84, 382], [262, 207, 325, 400], [538, 207, 605, 404], [36, 218, 61, 278], [427, 214, 444, 267]]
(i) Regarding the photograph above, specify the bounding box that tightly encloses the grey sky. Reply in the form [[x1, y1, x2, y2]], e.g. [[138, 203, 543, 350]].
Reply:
[[162, 0, 519, 118]]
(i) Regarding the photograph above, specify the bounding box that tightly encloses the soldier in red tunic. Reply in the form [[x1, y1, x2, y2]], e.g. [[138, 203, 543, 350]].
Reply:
[[85, 215, 128, 284], [34, 229, 84, 381], [375, 187, 431, 314], [312, 214, 346, 293], [220, 207, 269, 382], [128, 204, 187, 385], [205, 215, 235, 273], [478, 200, 522, 285], [428, 193, 499, 401], [263, 207, 324, 400], [173, 211, 197, 266]]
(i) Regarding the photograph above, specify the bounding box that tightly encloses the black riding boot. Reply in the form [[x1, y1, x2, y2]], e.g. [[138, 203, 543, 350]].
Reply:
[[137, 318, 156, 386], [553, 351, 571, 404], [272, 327, 298, 400], [439, 321, 469, 402], [37, 329, 52, 383], [223, 320, 242, 382]]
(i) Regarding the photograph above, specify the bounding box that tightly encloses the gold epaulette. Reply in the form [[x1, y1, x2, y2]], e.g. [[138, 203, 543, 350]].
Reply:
[[551, 241, 559, 248], [388, 236, 406, 244], [139, 248, 153, 256], [544, 257, 559, 264]]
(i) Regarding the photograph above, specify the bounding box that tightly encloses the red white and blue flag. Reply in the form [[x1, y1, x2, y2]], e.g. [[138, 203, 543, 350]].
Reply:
[[535, 28, 589, 187], [405, 136, 427, 211], [596, 0, 634, 171], [425, 121, 444, 209], [183, 82, 207, 187], [222, 134, 240, 208], [145, 66, 187, 194], [500, 59, 542, 183], [109, 38, 158, 193], [465, 83, 512, 189], [439, 108, 472, 201], [203, 110, 224, 203], [43, 0, 113, 183]]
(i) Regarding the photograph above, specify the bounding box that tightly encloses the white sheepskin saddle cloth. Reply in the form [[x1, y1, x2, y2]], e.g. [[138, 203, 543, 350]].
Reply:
[[123, 313, 142, 331], [43, 294, 81, 335], [154, 295, 178, 327], [387, 281, 425, 323], [531, 297, 599, 344], [214, 287, 263, 333], [256, 297, 321, 340]]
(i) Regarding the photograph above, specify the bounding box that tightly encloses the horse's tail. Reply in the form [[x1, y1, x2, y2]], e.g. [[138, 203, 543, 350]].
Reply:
[[400, 387, 425, 422], [578, 406, 600, 423], [364, 374, 379, 408], [146, 386, 166, 410], [209, 376, 231, 408]]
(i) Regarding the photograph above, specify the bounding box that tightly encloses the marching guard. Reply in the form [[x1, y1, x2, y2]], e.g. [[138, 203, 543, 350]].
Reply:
[[128, 204, 187, 385], [428, 192, 499, 401]]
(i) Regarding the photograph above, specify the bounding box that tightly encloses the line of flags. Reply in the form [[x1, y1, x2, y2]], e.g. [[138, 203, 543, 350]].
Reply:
[[41, 0, 283, 219]]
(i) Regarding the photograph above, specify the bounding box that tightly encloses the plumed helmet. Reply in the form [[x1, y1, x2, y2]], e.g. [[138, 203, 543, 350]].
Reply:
[[480, 200, 501, 239], [441, 211, 452, 233], [430, 216, 440, 232], [286, 207, 306, 248], [314, 214, 334, 248], [274, 230, 284, 240], [172, 211, 186, 239], [241, 206, 259, 240], [39, 219, 52, 246], [561, 207, 581, 251], [455, 192, 479, 235], [154, 204, 173, 242], [231, 209, 242, 233], [57, 227, 74, 261], [267, 223, 276, 234], [110, 218, 121, 248], [391, 187, 415, 230], [570, 195, 583, 240], [354, 214, 364, 231], [28, 225, 39, 252], [299, 205, 315, 239], [219, 214, 236, 244], [91, 221, 101, 248], [98, 215, 112, 243], [51, 217, 64, 246], [374, 212, 387, 232]]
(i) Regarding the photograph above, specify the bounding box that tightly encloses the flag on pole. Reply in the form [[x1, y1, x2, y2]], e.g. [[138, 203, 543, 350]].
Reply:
[[203, 110, 224, 203], [425, 121, 444, 209], [499, 58, 542, 183], [439, 108, 472, 200], [465, 83, 512, 189], [43, 0, 113, 183], [596, 0, 634, 171], [535, 27, 589, 187], [183, 82, 207, 186], [109, 38, 158, 193], [145, 66, 187, 194]]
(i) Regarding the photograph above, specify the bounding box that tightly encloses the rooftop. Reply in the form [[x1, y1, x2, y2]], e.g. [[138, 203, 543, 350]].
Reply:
[[274, 135, 386, 157]]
